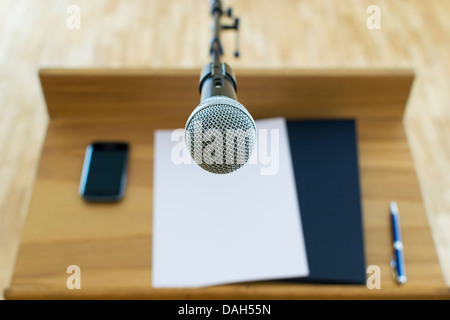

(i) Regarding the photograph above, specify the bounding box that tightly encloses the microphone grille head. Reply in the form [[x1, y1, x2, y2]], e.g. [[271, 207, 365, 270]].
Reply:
[[185, 96, 256, 174]]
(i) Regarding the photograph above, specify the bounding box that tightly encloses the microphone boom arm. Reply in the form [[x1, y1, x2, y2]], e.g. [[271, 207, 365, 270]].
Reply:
[[210, 0, 240, 62], [199, 0, 240, 102]]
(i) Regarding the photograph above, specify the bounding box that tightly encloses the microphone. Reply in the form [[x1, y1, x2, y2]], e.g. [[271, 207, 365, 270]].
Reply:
[[185, 0, 256, 174]]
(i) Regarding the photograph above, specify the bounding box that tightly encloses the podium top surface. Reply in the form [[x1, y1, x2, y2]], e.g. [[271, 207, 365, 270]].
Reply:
[[5, 68, 449, 299]]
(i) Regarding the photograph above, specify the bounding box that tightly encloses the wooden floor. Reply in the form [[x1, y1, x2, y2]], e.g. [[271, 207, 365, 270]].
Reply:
[[1, 0, 450, 298]]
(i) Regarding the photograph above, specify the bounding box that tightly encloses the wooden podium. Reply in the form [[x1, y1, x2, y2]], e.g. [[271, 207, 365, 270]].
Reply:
[[5, 69, 449, 299]]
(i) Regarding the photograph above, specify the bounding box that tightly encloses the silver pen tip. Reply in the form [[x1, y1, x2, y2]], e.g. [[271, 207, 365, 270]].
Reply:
[[396, 275, 407, 284]]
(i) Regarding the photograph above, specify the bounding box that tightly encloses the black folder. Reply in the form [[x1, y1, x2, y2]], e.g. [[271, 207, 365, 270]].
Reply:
[[286, 119, 366, 284]]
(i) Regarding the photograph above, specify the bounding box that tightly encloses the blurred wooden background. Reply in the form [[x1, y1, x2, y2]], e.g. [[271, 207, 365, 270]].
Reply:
[[1, 0, 449, 298]]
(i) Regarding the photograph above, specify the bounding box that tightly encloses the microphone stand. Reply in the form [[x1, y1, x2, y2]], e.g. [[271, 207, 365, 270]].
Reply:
[[199, 0, 240, 102]]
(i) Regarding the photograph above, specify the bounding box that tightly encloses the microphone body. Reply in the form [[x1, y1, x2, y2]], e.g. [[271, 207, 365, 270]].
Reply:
[[199, 62, 237, 102]]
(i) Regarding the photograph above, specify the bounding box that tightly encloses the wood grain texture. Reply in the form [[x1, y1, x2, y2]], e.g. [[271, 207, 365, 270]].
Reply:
[[39, 68, 414, 121], [5, 70, 449, 299], [1, 0, 450, 299]]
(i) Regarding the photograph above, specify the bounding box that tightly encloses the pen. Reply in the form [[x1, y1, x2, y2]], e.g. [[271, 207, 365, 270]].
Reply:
[[390, 201, 407, 284]]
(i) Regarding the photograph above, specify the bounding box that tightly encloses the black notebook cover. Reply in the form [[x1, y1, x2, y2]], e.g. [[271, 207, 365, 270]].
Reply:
[[286, 119, 366, 284]]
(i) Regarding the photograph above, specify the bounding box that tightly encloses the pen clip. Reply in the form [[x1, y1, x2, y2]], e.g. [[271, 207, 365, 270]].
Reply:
[[391, 253, 407, 285], [390, 255, 398, 279]]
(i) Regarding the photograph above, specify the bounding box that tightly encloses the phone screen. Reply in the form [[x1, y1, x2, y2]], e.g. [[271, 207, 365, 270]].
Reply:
[[79, 142, 129, 201]]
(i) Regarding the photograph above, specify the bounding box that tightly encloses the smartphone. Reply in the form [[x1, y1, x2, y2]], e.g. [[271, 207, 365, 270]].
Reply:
[[79, 142, 129, 202]]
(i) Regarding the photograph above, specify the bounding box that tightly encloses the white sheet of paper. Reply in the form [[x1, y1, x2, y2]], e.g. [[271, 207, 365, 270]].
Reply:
[[152, 117, 309, 287]]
